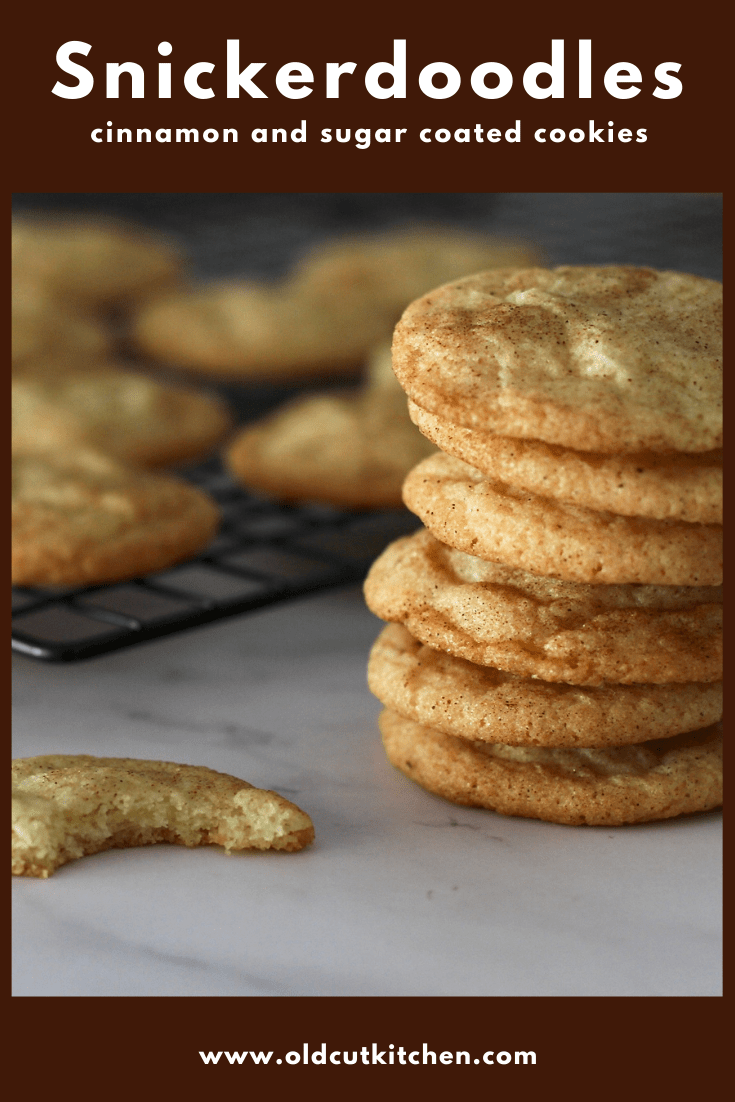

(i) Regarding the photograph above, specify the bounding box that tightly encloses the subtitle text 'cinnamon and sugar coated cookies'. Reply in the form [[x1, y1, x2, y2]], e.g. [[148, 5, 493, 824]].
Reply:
[[12, 447, 220, 587], [12, 755, 315, 877], [407, 401, 723, 525], [364, 528, 723, 686], [225, 344, 435, 508], [368, 623, 723, 749], [380, 709, 723, 827], [393, 266, 722, 455], [12, 215, 183, 308], [12, 365, 232, 469], [402, 451, 722, 586]]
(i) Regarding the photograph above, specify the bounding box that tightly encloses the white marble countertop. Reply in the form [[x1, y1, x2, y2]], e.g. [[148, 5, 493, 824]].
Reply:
[[12, 584, 722, 997]]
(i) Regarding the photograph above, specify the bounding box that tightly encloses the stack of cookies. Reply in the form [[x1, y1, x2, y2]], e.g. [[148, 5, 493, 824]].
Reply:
[[365, 266, 723, 826]]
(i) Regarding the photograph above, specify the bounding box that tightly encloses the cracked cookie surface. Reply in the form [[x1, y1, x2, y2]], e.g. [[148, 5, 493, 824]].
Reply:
[[393, 266, 722, 454]]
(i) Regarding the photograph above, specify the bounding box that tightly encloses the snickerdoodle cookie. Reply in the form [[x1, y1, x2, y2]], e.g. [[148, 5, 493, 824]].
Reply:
[[363, 528, 722, 686], [380, 709, 723, 826], [407, 402, 722, 524], [12, 755, 314, 877], [393, 266, 722, 454], [12, 280, 112, 370], [368, 623, 723, 748], [12, 365, 232, 468], [12, 215, 182, 307], [12, 448, 220, 587], [294, 225, 542, 322], [132, 278, 389, 381], [225, 344, 435, 508], [402, 452, 722, 586]]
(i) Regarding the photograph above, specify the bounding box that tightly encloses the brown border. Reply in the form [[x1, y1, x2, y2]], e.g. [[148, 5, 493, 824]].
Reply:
[[8, 0, 725, 1091]]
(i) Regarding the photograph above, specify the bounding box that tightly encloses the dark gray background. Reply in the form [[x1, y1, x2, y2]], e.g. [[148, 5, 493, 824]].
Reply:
[[12, 192, 722, 281]]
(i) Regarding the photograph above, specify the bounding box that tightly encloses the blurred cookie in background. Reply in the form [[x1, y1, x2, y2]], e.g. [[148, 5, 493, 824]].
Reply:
[[12, 364, 233, 469], [294, 224, 542, 323], [12, 214, 183, 310], [12, 279, 113, 372], [225, 344, 436, 509], [131, 225, 541, 383], [132, 277, 390, 382]]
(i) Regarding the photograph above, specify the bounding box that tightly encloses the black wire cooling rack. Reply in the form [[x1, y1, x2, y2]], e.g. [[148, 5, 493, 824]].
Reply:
[[11, 457, 420, 663]]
